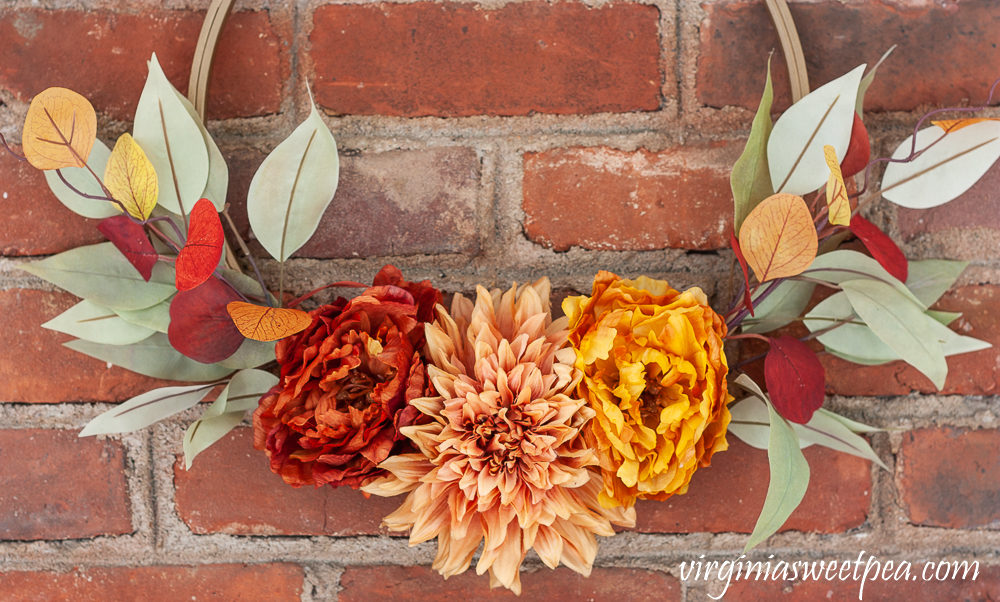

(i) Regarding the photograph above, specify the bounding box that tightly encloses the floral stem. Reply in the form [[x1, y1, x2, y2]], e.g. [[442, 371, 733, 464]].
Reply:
[[220, 208, 272, 308], [0, 133, 26, 161]]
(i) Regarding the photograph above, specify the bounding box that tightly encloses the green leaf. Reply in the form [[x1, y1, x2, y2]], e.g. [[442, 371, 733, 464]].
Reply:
[[855, 46, 895, 118], [79, 383, 215, 436], [745, 392, 810, 552], [115, 298, 172, 333], [21, 242, 176, 311], [803, 250, 925, 308], [171, 84, 228, 210], [217, 338, 276, 369], [741, 280, 815, 334], [826, 349, 893, 366], [798, 411, 889, 471], [926, 310, 962, 326], [247, 91, 339, 262], [43, 140, 117, 219], [133, 53, 209, 216], [42, 300, 154, 345], [221, 269, 276, 305], [882, 121, 1000, 209], [768, 65, 865, 195], [65, 333, 234, 382], [732, 58, 774, 235], [905, 260, 968, 307], [840, 279, 947, 388], [816, 408, 882, 434], [182, 368, 278, 469]]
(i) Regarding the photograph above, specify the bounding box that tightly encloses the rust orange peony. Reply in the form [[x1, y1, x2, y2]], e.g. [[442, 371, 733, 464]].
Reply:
[[252, 266, 442, 489], [363, 279, 634, 594], [563, 271, 733, 509]]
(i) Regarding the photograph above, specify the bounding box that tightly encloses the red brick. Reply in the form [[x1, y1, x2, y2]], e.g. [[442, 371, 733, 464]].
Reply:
[[897, 162, 1000, 241], [174, 428, 402, 536], [0, 289, 176, 402], [308, 2, 661, 117], [697, 0, 1000, 112], [0, 145, 105, 256], [338, 565, 680, 602], [0, 429, 130, 540], [898, 428, 1000, 529], [0, 564, 303, 602], [226, 146, 480, 259], [634, 438, 871, 534], [523, 144, 742, 251], [703, 565, 999, 601], [0, 10, 288, 121], [821, 285, 1000, 396]]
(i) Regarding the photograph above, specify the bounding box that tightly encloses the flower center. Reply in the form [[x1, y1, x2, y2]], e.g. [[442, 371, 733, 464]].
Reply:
[[336, 371, 378, 410], [639, 380, 666, 427]]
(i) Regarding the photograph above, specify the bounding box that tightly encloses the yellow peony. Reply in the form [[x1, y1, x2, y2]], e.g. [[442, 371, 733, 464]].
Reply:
[[563, 271, 733, 509]]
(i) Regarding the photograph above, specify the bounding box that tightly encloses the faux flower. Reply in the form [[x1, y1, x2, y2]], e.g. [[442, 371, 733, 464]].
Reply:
[[253, 266, 442, 489], [363, 279, 634, 594], [563, 271, 733, 509]]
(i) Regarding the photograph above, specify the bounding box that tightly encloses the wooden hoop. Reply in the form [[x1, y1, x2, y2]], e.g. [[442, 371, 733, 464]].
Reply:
[[764, 0, 811, 102]]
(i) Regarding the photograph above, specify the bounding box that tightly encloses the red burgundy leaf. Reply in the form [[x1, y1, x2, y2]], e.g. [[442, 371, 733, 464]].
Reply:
[[764, 336, 826, 424], [731, 231, 754, 317], [850, 214, 908, 282], [97, 215, 158, 282], [168, 276, 245, 363], [175, 199, 224, 292], [840, 113, 871, 178]]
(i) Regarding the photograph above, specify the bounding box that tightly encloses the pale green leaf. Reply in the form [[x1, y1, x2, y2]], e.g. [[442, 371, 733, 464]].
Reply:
[[171, 85, 228, 210], [42, 300, 154, 345], [217, 338, 276, 369], [183, 369, 277, 469], [840, 279, 947, 388], [826, 349, 893, 366], [727, 397, 774, 450], [905, 260, 968, 307], [882, 121, 1000, 209], [248, 92, 339, 261], [80, 383, 215, 436], [732, 58, 774, 235], [65, 333, 234, 382], [221, 269, 276, 305], [43, 140, 117, 219], [741, 280, 815, 334], [115, 298, 172, 333], [926, 310, 962, 326], [768, 65, 865, 195], [744, 399, 810, 552], [133, 53, 209, 216], [802, 250, 925, 308], [21, 242, 176, 311], [855, 46, 895, 118], [816, 408, 882, 434], [798, 411, 889, 471]]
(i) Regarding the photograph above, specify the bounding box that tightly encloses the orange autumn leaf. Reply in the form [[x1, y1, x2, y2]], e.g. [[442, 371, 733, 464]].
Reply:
[[104, 133, 158, 220], [227, 301, 313, 342], [823, 145, 851, 226], [22, 87, 97, 170], [932, 117, 1000, 134], [738, 193, 818, 282]]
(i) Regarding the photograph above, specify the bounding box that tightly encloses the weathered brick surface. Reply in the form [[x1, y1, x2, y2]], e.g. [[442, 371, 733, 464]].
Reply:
[[0, 429, 131, 540], [174, 428, 401, 536], [227, 146, 481, 259], [0, 564, 303, 602], [634, 438, 871, 534], [308, 2, 662, 117], [898, 428, 1000, 529], [0, 10, 288, 121], [0, 145, 105, 256], [0, 289, 175, 403], [523, 143, 742, 251], [897, 162, 1000, 240], [697, 0, 1000, 112], [693, 565, 1000, 601], [338, 565, 681, 602]]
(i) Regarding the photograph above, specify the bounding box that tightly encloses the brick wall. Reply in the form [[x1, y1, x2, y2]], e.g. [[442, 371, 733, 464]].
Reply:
[[1, 0, 999, 600]]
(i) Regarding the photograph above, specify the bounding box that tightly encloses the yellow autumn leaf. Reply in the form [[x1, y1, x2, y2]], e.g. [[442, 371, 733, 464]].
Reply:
[[932, 117, 1000, 134], [227, 301, 313, 342], [104, 133, 159, 220], [738, 193, 818, 282], [823, 145, 851, 226], [21, 87, 97, 170]]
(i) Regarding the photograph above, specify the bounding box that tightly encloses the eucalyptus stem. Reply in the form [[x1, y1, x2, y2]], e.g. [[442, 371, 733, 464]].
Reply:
[[220, 208, 272, 308]]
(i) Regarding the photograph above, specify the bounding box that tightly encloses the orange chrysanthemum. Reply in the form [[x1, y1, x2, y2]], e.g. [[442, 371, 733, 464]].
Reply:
[[363, 279, 634, 594], [564, 271, 733, 509]]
